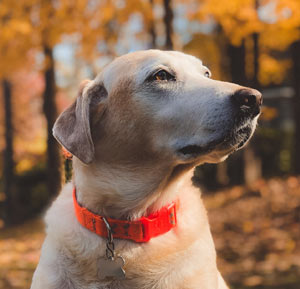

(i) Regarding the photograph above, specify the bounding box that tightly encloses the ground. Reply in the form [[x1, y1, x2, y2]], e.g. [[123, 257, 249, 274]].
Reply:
[[0, 176, 300, 289], [0, 219, 44, 289], [204, 176, 300, 289]]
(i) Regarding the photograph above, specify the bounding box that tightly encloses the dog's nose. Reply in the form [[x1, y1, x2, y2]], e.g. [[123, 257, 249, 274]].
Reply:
[[231, 88, 262, 115]]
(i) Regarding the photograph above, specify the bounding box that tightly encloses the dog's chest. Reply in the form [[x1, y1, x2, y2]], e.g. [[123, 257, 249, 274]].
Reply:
[[60, 240, 186, 289]]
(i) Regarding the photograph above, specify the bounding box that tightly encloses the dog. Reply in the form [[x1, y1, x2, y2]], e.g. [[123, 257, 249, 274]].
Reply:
[[31, 50, 262, 289]]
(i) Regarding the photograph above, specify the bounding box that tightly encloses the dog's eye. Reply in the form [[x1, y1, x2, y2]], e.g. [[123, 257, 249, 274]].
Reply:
[[150, 70, 175, 82], [204, 71, 211, 78]]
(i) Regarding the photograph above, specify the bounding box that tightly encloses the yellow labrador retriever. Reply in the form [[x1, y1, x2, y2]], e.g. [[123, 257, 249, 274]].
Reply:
[[31, 50, 262, 289]]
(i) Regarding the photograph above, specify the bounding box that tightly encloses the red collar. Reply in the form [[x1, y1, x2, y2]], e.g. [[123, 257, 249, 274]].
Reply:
[[73, 188, 178, 243]]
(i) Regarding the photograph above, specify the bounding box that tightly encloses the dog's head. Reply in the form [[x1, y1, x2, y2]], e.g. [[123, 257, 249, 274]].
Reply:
[[53, 50, 262, 169]]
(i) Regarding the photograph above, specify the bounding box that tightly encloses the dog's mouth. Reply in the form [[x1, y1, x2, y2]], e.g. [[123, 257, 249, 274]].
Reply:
[[178, 138, 223, 157], [177, 124, 254, 159]]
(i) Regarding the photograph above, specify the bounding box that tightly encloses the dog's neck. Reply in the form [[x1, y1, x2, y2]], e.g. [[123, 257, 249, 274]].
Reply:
[[73, 158, 194, 220]]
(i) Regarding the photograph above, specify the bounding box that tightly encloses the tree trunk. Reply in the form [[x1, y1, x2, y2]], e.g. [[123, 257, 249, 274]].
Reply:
[[241, 0, 262, 187], [242, 31, 262, 187], [216, 162, 229, 186], [149, 0, 157, 49], [227, 34, 262, 187], [291, 39, 300, 174], [244, 143, 261, 186], [2, 79, 15, 226], [43, 45, 61, 197], [252, 32, 260, 89], [163, 0, 174, 50], [227, 40, 247, 86], [253, 0, 260, 89], [227, 40, 247, 184]]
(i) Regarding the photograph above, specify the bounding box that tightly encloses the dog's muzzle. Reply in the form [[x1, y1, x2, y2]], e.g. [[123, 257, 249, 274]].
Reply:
[[176, 88, 262, 160]]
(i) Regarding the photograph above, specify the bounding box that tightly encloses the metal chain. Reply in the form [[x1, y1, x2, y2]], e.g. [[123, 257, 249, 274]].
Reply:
[[102, 217, 115, 260]]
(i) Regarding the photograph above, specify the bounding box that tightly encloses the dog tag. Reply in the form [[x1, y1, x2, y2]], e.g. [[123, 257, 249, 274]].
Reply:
[[98, 256, 126, 280]]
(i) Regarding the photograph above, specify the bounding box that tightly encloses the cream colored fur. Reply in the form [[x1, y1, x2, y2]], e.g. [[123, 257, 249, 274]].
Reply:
[[31, 50, 261, 289]]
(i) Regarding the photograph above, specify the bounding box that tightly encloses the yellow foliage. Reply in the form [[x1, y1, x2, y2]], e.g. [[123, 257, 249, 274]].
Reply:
[[16, 159, 35, 174], [102, 2, 116, 22], [191, 0, 300, 47], [193, 0, 262, 45], [14, 134, 46, 172], [259, 54, 291, 85], [184, 33, 224, 80], [260, 106, 278, 121], [276, 0, 300, 28], [0, 1, 33, 77], [260, 25, 300, 51]]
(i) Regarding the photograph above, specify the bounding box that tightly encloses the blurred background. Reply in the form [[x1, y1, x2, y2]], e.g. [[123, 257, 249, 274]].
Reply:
[[0, 0, 300, 288]]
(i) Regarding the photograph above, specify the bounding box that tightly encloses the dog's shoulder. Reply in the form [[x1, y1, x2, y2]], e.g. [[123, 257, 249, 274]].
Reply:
[[45, 183, 106, 250], [44, 183, 76, 237], [36, 183, 110, 289]]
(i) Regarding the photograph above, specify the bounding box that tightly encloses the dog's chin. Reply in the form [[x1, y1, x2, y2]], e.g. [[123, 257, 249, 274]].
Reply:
[[176, 122, 255, 164]]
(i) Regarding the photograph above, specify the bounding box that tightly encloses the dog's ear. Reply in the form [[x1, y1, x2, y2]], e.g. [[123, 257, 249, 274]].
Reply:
[[53, 80, 107, 164]]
